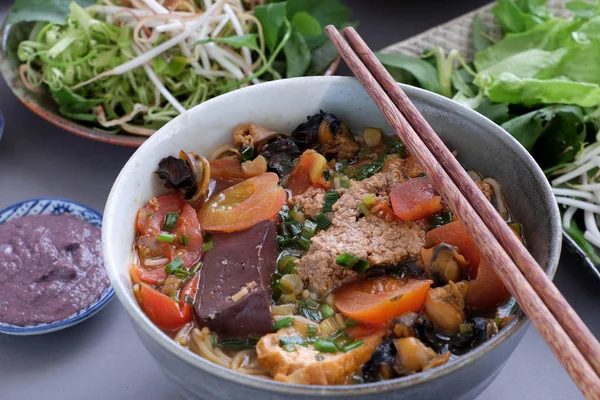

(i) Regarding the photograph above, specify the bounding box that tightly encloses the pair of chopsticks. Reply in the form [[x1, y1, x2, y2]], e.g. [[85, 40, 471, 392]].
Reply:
[[324, 26, 600, 399]]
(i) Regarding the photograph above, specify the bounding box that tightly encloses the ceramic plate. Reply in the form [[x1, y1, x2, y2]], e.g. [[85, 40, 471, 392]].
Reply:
[[0, 198, 114, 335]]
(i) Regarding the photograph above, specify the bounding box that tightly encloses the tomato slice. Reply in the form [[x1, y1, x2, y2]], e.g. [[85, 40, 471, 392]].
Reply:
[[198, 172, 286, 232], [390, 177, 443, 222], [210, 158, 246, 180], [138, 274, 199, 332], [137, 195, 184, 237], [334, 277, 432, 324], [425, 220, 481, 276], [466, 259, 511, 311], [135, 195, 203, 270], [286, 150, 330, 196]]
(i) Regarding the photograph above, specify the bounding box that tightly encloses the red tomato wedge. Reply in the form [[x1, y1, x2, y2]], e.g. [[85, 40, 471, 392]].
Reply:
[[334, 277, 433, 324], [210, 158, 246, 180], [130, 262, 167, 285], [198, 172, 286, 232], [135, 195, 203, 271], [138, 274, 199, 331], [390, 177, 443, 221], [426, 220, 481, 276], [467, 259, 511, 311], [286, 150, 330, 196]]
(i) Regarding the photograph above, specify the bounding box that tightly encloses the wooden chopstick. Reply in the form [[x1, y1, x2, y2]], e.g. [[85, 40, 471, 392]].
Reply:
[[342, 26, 600, 379], [324, 25, 600, 399]]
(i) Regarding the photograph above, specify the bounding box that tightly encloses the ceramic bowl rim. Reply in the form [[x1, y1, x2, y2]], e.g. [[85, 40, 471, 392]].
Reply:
[[0, 197, 114, 335], [103, 76, 561, 396]]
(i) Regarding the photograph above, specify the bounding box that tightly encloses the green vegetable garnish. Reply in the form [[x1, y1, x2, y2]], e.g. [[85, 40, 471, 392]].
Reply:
[[314, 338, 337, 353], [164, 257, 184, 275], [202, 232, 214, 252], [163, 212, 179, 231], [240, 145, 254, 162], [314, 213, 332, 230], [335, 252, 370, 272], [319, 304, 335, 319], [274, 317, 295, 331], [322, 191, 339, 213], [342, 339, 364, 353], [345, 318, 360, 327], [157, 233, 175, 243], [180, 234, 189, 246]]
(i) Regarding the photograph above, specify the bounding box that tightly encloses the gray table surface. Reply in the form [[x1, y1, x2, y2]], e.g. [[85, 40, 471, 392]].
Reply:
[[0, 1, 598, 399]]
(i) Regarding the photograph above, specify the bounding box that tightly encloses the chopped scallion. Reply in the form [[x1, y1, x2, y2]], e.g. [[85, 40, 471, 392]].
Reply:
[[314, 213, 332, 230], [322, 191, 339, 213], [181, 234, 189, 246], [240, 145, 254, 162], [314, 338, 337, 353], [279, 334, 305, 347], [146, 212, 153, 217], [307, 324, 317, 340], [202, 239, 214, 252], [362, 194, 377, 206], [189, 261, 203, 275], [169, 292, 180, 304], [335, 252, 360, 268], [184, 295, 195, 306], [341, 176, 350, 189], [164, 257, 184, 275], [210, 332, 218, 347], [359, 203, 371, 216], [345, 318, 360, 327], [302, 220, 318, 239], [342, 339, 364, 352], [274, 317, 295, 331], [323, 170, 331, 181], [296, 236, 311, 250], [319, 304, 335, 319], [157, 233, 175, 243], [353, 258, 370, 273], [163, 212, 179, 231]]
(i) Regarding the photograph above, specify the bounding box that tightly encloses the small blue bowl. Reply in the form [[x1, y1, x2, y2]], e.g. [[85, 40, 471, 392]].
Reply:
[[0, 198, 114, 335]]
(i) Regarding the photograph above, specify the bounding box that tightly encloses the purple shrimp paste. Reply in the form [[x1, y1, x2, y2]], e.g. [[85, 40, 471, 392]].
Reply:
[[0, 214, 109, 326]]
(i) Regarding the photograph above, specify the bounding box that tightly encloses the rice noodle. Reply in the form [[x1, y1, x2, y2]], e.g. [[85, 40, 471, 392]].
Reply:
[[482, 178, 507, 217]]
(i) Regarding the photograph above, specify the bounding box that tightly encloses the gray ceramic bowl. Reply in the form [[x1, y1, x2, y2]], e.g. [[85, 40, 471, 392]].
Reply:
[[103, 77, 562, 400]]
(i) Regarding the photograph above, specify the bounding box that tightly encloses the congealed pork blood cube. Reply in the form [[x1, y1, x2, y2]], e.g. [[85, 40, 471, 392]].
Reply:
[[194, 219, 278, 339]]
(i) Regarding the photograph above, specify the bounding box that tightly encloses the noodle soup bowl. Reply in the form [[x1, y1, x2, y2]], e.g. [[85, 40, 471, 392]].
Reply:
[[103, 76, 561, 400]]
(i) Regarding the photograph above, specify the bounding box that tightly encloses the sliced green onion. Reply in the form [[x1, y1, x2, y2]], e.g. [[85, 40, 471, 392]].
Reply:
[[302, 220, 318, 239], [146, 212, 153, 217], [157, 233, 175, 243], [181, 234, 189, 246], [279, 334, 305, 347], [221, 339, 253, 350], [184, 295, 195, 306], [323, 170, 331, 181], [322, 191, 339, 213], [278, 206, 291, 222], [189, 261, 203, 275], [202, 239, 214, 252], [305, 298, 320, 309], [319, 304, 335, 319], [341, 176, 350, 189], [274, 317, 295, 331], [335, 252, 360, 268], [331, 330, 353, 348], [306, 324, 317, 339], [249, 335, 261, 345], [314, 338, 337, 353], [353, 258, 370, 273], [278, 254, 299, 273], [299, 300, 323, 322], [240, 145, 254, 162], [345, 318, 360, 327], [169, 292, 180, 304], [210, 332, 218, 347], [359, 203, 370, 216], [163, 212, 179, 231], [362, 194, 377, 207], [429, 211, 453, 228], [164, 257, 184, 274], [296, 236, 311, 250], [314, 213, 332, 230], [173, 269, 190, 279], [342, 339, 364, 352]]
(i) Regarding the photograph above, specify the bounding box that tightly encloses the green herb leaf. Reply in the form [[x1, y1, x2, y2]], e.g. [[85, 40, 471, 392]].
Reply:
[[375, 52, 441, 94], [492, 0, 549, 34], [163, 212, 179, 231], [566, 1, 598, 19], [164, 257, 184, 275], [283, 27, 311, 77], [287, 0, 351, 30], [291, 11, 322, 36], [254, 2, 287, 53], [565, 219, 600, 265], [473, 16, 493, 52], [7, 0, 97, 25]]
